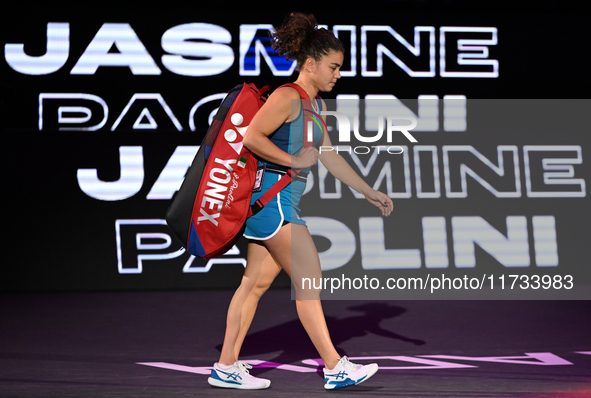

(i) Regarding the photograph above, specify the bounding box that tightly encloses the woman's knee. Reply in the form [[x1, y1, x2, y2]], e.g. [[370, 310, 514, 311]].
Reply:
[[238, 275, 273, 300], [251, 277, 274, 299]]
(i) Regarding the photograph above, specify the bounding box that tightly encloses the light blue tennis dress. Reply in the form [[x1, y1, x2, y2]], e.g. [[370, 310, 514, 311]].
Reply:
[[244, 96, 324, 240]]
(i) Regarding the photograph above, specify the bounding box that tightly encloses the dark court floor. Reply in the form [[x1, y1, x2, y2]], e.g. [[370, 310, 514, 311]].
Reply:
[[1, 289, 590, 397]]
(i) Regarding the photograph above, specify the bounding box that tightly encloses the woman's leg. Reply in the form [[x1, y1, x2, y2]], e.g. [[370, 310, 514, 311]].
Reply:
[[232, 242, 282, 359], [218, 240, 281, 365], [263, 223, 341, 370]]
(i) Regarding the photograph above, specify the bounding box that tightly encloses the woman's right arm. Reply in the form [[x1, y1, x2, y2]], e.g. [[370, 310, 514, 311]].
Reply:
[[242, 87, 318, 169]]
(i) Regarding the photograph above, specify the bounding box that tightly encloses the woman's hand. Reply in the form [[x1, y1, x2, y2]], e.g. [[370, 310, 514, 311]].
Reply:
[[365, 189, 393, 217], [292, 147, 319, 169]]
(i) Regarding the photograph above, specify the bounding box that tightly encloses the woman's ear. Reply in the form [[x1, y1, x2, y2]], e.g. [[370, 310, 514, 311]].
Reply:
[[306, 58, 315, 73]]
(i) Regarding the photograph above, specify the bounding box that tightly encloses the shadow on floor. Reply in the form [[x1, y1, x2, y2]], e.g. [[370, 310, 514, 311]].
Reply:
[[217, 302, 425, 370]]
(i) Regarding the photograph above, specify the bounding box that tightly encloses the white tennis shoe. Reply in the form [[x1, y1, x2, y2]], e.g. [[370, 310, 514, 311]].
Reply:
[[208, 361, 271, 390], [323, 356, 378, 390]]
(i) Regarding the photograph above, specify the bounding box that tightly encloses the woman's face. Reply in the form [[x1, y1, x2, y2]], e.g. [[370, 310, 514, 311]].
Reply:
[[309, 50, 344, 92]]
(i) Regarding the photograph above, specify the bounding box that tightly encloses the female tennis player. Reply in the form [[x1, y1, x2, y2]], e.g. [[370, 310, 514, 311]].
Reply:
[[208, 12, 393, 390]]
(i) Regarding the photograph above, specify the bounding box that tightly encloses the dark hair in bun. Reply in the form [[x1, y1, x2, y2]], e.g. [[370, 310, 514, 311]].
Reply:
[[272, 12, 344, 68]]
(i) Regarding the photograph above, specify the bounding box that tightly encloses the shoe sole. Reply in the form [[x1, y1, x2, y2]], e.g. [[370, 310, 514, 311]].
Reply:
[[208, 377, 270, 390]]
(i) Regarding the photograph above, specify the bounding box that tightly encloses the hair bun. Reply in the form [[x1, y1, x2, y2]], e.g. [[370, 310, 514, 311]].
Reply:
[[272, 12, 343, 69]]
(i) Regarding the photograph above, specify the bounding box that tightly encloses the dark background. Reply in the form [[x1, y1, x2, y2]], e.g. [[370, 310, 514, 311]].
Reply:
[[1, 0, 590, 292]]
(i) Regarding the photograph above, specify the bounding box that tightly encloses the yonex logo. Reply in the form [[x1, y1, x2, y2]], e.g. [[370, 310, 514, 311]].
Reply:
[[197, 157, 237, 226], [197, 112, 249, 226], [224, 112, 249, 155]]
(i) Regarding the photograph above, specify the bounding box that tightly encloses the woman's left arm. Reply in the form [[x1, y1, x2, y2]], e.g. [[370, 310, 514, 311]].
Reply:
[[318, 100, 393, 216]]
